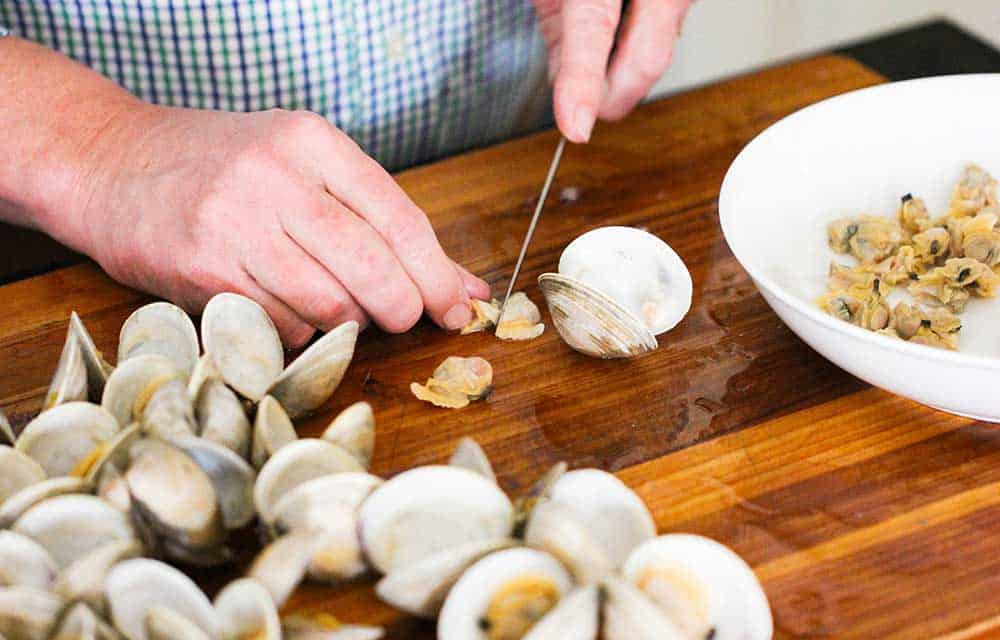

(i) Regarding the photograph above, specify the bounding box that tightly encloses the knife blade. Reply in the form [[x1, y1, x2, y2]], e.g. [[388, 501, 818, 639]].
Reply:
[[497, 136, 567, 325]]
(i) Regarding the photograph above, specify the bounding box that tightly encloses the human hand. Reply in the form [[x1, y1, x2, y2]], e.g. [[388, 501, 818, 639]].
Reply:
[[534, 0, 693, 142], [73, 107, 489, 348]]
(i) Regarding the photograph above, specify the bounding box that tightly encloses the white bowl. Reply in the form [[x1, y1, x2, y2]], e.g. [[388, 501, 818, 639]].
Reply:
[[719, 75, 1000, 422]]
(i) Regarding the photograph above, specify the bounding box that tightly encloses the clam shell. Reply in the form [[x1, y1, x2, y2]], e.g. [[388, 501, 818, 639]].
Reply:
[[251, 396, 298, 470], [0, 445, 46, 505], [81, 423, 142, 486], [621, 534, 772, 640], [358, 465, 513, 574], [523, 584, 599, 640], [105, 558, 219, 640], [118, 302, 200, 378], [375, 538, 517, 618], [447, 437, 496, 484], [96, 463, 132, 513], [601, 576, 687, 640], [15, 402, 120, 477], [0, 586, 64, 640], [101, 354, 179, 427], [145, 606, 212, 640], [0, 476, 90, 529], [537, 273, 658, 358], [319, 401, 375, 470], [524, 501, 614, 584], [254, 439, 363, 525], [247, 529, 327, 609], [70, 312, 114, 403], [12, 494, 135, 569], [268, 321, 359, 418], [214, 578, 281, 640], [281, 616, 385, 640], [0, 531, 57, 590], [513, 462, 567, 537], [51, 602, 123, 640], [171, 435, 256, 530], [0, 408, 13, 445], [201, 293, 284, 401], [436, 548, 573, 640], [141, 378, 197, 440], [194, 378, 251, 459], [186, 354, 220, 399], [54, 539, 143, 617], [44, 329, 88, 411], [125, 439, 223, 551]]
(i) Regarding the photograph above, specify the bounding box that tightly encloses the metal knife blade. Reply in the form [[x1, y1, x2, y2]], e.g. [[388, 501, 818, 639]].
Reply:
[[497, 136, 567, 324]]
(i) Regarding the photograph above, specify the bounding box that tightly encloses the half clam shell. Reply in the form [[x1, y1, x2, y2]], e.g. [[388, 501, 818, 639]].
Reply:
[[0, 531, 57, 590], [201, 293, 284, 402], [0, 476, 90, 529], [447, 437, 496, 484], [44, 328, 88, 411], [319, 401, 375, 470], [194, 378, 251, 459], [70, 312, 114, 402], [0, 445, 46, 505], [54, 539, 143, 617], [101, 354, 179, 427], [15, 402, 120, 477], [214, 578, 281, 640], [118, 302, 200, 378], [268, 321, 359, 419], [251, 395, 298, 470]]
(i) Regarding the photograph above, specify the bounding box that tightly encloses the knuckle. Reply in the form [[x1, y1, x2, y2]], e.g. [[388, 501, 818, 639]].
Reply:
[[281, 110, 332, 140], [302, 294, 344, 325]]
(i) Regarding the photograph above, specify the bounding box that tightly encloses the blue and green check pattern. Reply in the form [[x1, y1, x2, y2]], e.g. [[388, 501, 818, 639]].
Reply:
[[0, 1, 552, 171]]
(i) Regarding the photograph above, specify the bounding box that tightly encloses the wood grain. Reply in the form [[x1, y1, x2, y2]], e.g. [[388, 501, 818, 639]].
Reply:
[[1, 55, 994, 639]]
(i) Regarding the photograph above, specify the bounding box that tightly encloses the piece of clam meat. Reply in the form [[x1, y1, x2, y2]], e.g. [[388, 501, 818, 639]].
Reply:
[[827, 218, 858, 254], [950, 164, 998, 217], [910, 326, 959, 350], [410, 357, 493, 409], [863, 246, 921, 285], [911, 227, 951, 264], [460, 299, 501, 335], [958, 213, 1000, 266], [828, 264, 886, 295], [495, 292, 545, 341], [848, 216, 904, 264], [898, 193, 931, 233], [817, 287, 889, 331]]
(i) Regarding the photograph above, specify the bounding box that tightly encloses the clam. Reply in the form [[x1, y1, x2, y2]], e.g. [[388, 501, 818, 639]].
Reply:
[[268, 320, 359, 418], [194, 378, 252, 459], [201, 293, 285, 402], [118, 302, 200, 378], [69, 312, 115, 402], [0, 586, 64, 640], [214, 578, 281, 640], [461, 299, 501, 335], [0, 445, 46, 505], [436, 547, 574, 640], [252, 395, 298, 470], [145, 606, 212, 640], [125, 438, 224, 552], [448, 437, 497, 484], [520, 584, 600, 640], [248, 529, 328, 608], [0, 408, 13, 445], [538, 226, 691, 358], [0, 476, 90, 529], [495, 292, 545, 341], [897, 193, 930, 233], [410, 356, 494, 409], [11, 494, 135, 569], [171, 435, 256, 530], [950, 163, 997, 216], [601, 576, 687, 640], [319, 402, 375, 469], [54, 539, 143, 616], [254, 438, 364, 525], [141, 378, 198, 440], [524, 501, 614, 584], [97, 463, 132, 513], [52, 602, 123, 640], [101, 354, 179, 427], [512, 462, 567, 537], [79, 422, 142, 486], [15, 401, 120, 477], [358, 465, 513, 574], [0, 531, 58, 590], [620, 534, 772, 640], [44, 328, 88, 410], [105, 558, 219, 640], [187, 354, 220, 399]]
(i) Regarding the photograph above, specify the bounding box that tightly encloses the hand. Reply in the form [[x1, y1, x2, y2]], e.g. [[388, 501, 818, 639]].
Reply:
[[534, 0, 693, 142], [76, 106, 489, 347]]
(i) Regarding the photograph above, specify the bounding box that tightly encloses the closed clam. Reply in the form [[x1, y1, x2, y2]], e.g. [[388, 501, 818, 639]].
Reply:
[[16, 401, 120, 477], [320, 401, 375, 470], [252, 395, 298, 470], [269, 320, 359, 418], [539, 226, 691, 358], [0, 586, 64, 640], [101, 354, 179, 428], [118, 302, 200, 378], [0, 445, 46, 505], [201, 293, 285, 401], [44, 328, 88, 410], [0, 531, 58, 590]]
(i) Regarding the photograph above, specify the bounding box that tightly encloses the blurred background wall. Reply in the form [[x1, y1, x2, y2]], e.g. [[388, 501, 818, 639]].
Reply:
[[650, 1, 1000, 98]]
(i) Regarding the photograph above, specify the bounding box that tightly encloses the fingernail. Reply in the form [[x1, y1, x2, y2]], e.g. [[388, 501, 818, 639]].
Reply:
[[443, 303, 472, 330], [573, 105, 595, 142]]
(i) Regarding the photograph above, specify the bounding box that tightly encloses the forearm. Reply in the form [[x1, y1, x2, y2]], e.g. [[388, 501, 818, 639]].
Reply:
[[0, 36, 146, 252]]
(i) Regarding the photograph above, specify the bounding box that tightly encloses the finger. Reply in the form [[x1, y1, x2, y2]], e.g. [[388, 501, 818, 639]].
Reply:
[[239, 269, 317, 349], [244, 232, 369, 332], [279, 194, 426, 334], [323, 140, 474, 330], [599, 0, 691, 121], [553, 0, 622, 143], [453, 261, 491, 300]]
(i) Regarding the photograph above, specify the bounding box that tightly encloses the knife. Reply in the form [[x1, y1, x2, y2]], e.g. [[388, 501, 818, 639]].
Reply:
[[497, 136, 567, 325]]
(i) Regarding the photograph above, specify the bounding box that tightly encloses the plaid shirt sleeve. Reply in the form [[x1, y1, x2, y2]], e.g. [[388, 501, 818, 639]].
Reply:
[[0, 25, 8, 38]]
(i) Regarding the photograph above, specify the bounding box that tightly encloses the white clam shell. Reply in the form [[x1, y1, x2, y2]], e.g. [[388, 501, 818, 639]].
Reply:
[[0, 586, 64, 640], [247, 529, 327, 609], [186, 353, 220, 399], [81, 422, 142, 486], [141, 378, 197, 441], [621, 534, 772, 640], [12, 494, 135, 569], [375, 537, 518, 618], [52, 601, 121, 640], [524, 501, 614, 584], [0, 408, 13, 445], [15, 402, 120, 477], [105, 558, 219, 640], [54, 539, 143, 617], [145, 606, 212, 640], [268, 321, 359, 418], [358, 465, 514, 574], [69, 312, 114, 403], [319, 401, 375, 470], [118, 302, 200, 378], [0, 531, 58, 590], [44, 329, 88, 411], [523, 584, 599, 640], [101, 354, 179, 427], [171, 435, 256, 530], [194, 378, 251, 459], [447, 437, 496, 484], [254, 439, 363, 525], [601, 576, 688, 640], [437, 548, 573, 640], [0, 476, 90, 530], [214, 578, 281, 640], [0, 445, 46, 505], [201, 293, 284, 401], [251, 395, 298, 470]]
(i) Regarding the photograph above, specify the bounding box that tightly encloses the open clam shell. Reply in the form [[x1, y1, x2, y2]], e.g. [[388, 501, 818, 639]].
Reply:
[[145, 606, 212, 640], [601, 575, 687, 640], [194, 378, 251, 459], [0, 476, 90, 529], [15, 401, 120, 477], [436, 547, 574, 640], [0, 586, 64, 640], [118, 302, 200, 378], [70, 312, 115, 402], [358, 465, 514, 575], [268, 321, 359, 419], [54, 539, 143, 617], [101, 354, 179, 428], [319, 401, 375, 470], [447, 437, 496, 484], [248, 529, 327, 609], [0, 407, 14, 445], [44, 329, 88, 411], [141, 378, 197, 440], [522, 584, 599, 640], [252, 395, 298, 470], [12, 494, 135, 569], [171, 435, 256, 530], [0, 531, 58, 590], [512, 462, 567, 537], [80, 422, 142, 486], [0, 445, 46, 505], [105, 558, 219, 640], [214, 578, 281, 640], [524, 501, 614, 585], [186, 354, 220, 399], [201, 293, 284, 402]]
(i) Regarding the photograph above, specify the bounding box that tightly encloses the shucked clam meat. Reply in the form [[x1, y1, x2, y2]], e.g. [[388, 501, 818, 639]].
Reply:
[[538, 226, 692, 358], [411, 356, 494, 409]]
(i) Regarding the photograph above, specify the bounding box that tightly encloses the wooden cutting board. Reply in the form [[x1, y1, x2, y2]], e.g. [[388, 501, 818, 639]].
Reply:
[[2, 54, 997, 639]]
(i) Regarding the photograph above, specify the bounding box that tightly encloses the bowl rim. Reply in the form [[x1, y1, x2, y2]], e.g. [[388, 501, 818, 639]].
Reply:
[[719, 73, 1000, 372]]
